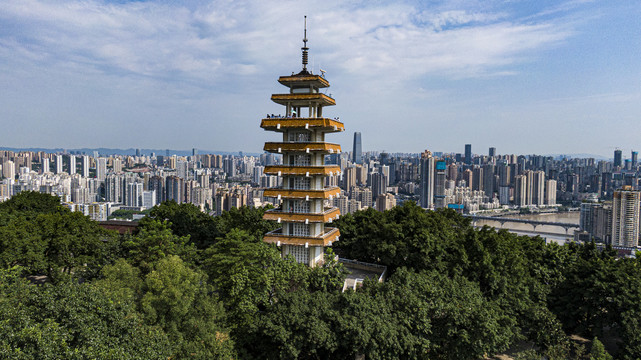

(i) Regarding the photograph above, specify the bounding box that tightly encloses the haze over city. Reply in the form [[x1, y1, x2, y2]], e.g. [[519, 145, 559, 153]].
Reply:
[[1, 0, 640, 157]]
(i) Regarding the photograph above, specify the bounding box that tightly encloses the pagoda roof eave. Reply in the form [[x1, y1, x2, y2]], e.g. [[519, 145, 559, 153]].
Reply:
[[278, 74, 330, 88], [271, 93, 335, 106]]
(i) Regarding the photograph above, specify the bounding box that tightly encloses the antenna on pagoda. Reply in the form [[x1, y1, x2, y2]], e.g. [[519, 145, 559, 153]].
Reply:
[[301, 16, 309, 72]]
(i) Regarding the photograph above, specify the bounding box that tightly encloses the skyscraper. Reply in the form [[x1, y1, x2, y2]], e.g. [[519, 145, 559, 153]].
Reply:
[[614, 149, 622, 168], [370, 172, 387, 200], [632, 151, 638, 168], [611, 186, 640, 247], [483, 163, 495, 198], [342, 166, 357, 192], [69, 155, 76, 175], [434, 160, 446, 208], [2, 160, 15, 180], [42, 158, 50, 174], [532, 170, 545, 206], [260, 20, 342, 267], [352, 132, 362, 164], [81, 155, 90, 178], [514, 174, 528, 206], [55, 154, 63, 174], [489, 147, 496, 157], [97, 158, 107, 181], [465, 144, 472, 165], [419, 150, 435, 209]]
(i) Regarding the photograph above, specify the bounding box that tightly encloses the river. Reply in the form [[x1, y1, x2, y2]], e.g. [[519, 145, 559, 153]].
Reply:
[[472, 212, 580, 245]]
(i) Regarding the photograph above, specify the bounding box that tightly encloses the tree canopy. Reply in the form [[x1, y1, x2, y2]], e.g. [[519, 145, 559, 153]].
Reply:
[[1, 194, 639, 359]]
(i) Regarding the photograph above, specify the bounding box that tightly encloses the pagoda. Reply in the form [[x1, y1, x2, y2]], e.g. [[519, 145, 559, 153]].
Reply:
[[261, 17, 344, 267]]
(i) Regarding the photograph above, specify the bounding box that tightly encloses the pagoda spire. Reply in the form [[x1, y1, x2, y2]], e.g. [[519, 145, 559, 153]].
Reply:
[[301, 16, 309, 73]]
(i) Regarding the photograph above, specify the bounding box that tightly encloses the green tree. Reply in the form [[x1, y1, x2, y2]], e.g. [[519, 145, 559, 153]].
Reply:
[[590, 337, 612, 360], [203, 229, 308, 326], [0, 267, 171, 359], [121, 218, 197, 274], [0, 209, 119, 283], [215, 205, 278, 242], [0, 191, 63, 218], [144, 201, 219, 249], [335, 203, 470, 274], [248, 290, 340, 359], [549, 242, 618, 337], [141, 255, 234, 359]]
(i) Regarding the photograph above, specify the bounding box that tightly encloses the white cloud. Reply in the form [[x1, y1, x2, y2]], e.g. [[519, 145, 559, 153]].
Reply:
[[1, 0, 624, 154], [0, 0, 576, 84]]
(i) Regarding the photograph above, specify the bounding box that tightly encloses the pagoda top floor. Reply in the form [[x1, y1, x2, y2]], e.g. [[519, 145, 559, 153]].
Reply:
[[278, 72, 329, 89]]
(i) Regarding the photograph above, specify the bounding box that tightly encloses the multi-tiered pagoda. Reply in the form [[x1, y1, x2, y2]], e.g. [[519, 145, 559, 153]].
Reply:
[[261, 19, 343, 267]]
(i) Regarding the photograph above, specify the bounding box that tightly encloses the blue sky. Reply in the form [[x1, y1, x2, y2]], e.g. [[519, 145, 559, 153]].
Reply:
[[1, 0, 640, 158]]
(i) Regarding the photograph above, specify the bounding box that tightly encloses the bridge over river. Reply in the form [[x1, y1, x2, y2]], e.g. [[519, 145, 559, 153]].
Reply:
[[463, 214, 580, 234]]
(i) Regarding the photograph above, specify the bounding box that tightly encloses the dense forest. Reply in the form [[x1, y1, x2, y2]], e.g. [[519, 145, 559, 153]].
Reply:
[[0, 191, 638, 359]]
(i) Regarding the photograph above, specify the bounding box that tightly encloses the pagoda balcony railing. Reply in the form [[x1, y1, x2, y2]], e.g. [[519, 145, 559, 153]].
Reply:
[[263, 207, 340, 223], [263, 186, 341, 199], [264, 165, 340, 176], [271, 93, 335, 106], [260, 117, 344, 132], [263, 227, 340, 247], [264, 142, 341, 153]]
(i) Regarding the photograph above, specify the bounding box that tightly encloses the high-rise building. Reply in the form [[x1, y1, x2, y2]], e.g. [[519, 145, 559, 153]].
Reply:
[[514, 174, 528, 206], [55, 154, 63, 174], [465, 144, 472, 165], [472, 166, 483, 192], [580, 201, 599, 235], [149, 175, 165, 205], [532, 170, 545, 206], [483, 163, 495, 198], [498, 162, 510, 186], [105, 174, 122, 203], [632, 151, 638, 168], [434, 160, 447, 208], [376, 193, 396, 212], [370, 172, 387, 201], [82, 155, 90, 178], [342, 166, 357, 192], [97, 158, 107, 181], [42, 158, 50, 174], [614, 149, 623, 168], [142, 190, 157, 209], [545, 179, 557, 205], [126, 182, 143, 207], [2, 160, 15, 180], [611, 186, 640, 247], [352, 132, 362, 164], [113, 158, 122, 173], [260, 22, 342, 267], [69, 155, 76, 175], [166, 175, 184, 203], [489, 147, 496, 157], [419, 150, 435, 209]]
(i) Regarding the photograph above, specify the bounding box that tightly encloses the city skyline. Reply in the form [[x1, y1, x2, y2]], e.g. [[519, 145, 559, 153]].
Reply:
[[1, 1, 641, 157]]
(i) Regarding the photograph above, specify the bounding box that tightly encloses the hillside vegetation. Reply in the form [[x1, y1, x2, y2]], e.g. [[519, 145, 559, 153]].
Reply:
[[1, 192, 637, 359]]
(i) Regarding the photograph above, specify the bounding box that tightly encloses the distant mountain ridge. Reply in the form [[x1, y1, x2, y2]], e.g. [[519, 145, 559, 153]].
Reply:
[[0, 147, 261, 157], [547, 153, 610, 161]]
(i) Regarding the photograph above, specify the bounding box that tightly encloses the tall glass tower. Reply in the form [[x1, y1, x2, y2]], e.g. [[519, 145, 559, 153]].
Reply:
[[260, 18, 344, 267], [352, 132, 362, 164], [465, 144, 472, 165]]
